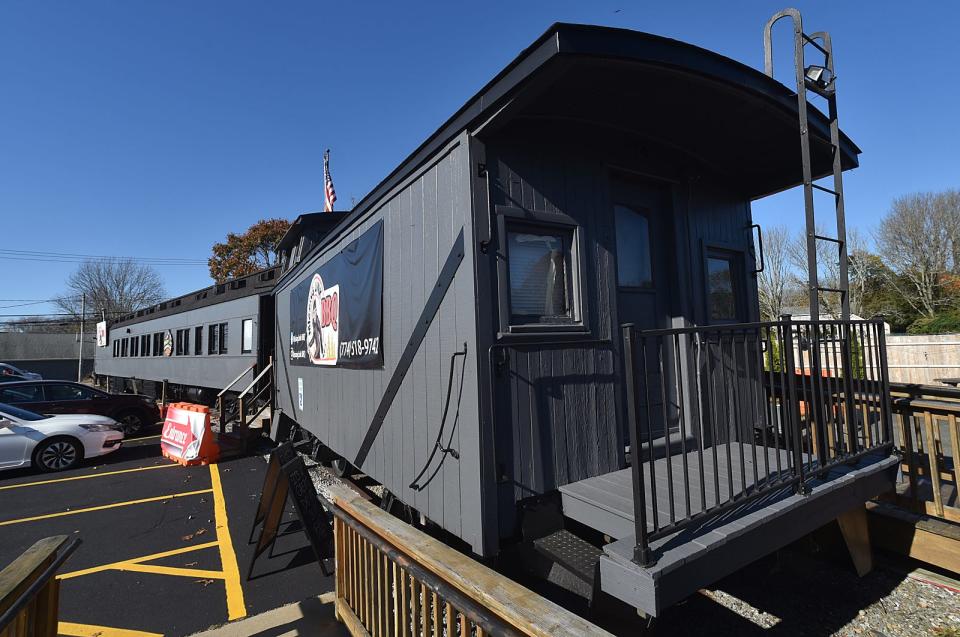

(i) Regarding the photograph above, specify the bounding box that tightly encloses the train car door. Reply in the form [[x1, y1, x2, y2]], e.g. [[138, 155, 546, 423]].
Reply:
[[611, 177, 677, 442]]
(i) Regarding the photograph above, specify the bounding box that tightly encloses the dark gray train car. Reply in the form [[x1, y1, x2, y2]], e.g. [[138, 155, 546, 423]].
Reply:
[[274, 22, 897, 616], [94, 268, 278, 399]]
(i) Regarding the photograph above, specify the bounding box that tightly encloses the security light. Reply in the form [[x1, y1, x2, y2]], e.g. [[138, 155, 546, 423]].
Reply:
[[804, 65, 835, 95]]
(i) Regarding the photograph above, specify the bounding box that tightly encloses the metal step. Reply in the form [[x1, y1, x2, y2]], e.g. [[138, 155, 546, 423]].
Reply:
[[533, 529, 603, 587]]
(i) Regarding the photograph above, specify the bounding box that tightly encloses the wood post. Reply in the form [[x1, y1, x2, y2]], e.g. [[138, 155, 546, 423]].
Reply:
[[837, 504, 872, 577]]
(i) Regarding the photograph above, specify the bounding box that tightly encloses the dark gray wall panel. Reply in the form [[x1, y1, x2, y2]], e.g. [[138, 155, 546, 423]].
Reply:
[[274, 134, 484, 553]]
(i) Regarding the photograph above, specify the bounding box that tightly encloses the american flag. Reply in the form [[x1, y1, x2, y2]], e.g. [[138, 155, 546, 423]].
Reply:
[[323, 149, 337, 212]]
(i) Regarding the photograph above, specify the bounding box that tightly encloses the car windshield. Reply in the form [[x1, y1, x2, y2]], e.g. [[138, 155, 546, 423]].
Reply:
[[0, 402, 49, 422]]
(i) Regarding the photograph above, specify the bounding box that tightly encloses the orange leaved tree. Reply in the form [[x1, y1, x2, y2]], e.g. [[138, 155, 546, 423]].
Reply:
[[208, 218, 291, 283]]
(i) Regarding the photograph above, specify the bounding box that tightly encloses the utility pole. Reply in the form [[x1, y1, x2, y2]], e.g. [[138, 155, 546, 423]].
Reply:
[[77, 294, 85, 382]]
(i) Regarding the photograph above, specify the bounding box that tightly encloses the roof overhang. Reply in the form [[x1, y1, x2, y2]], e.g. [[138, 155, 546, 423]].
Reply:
[[282, 23, 861, 282], [472, 25, 860, 198]]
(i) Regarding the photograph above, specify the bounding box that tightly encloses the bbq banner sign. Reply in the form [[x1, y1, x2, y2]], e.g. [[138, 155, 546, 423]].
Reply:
[[289, 221, 383, 369]]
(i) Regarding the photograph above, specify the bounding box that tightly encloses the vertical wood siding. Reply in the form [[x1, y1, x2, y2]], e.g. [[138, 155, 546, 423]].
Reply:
[[487, 144, 621, 513], [274, 134, 483, 552], [487, 139, 760, 533]]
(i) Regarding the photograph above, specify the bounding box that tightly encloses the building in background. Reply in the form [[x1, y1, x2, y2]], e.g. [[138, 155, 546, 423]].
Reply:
[[0, 333, 93, 380]]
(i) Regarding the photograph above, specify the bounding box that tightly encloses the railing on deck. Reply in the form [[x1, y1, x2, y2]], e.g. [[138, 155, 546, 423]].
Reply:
[[622, 317, 894, 565], [0, 536, 80, 637], [328, 485, 612, 637], [889, 384, 960, 522]]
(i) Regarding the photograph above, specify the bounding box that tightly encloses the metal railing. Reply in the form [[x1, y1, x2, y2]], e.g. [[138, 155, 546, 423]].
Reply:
[[622, 317, 894, 565], [236, 359, 273, 436], [0, 536, 80, 637]]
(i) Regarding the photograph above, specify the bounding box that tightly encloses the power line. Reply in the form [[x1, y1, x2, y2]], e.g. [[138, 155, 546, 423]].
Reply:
[[0, 248, 207, 264], [0, 255, 207, 266]]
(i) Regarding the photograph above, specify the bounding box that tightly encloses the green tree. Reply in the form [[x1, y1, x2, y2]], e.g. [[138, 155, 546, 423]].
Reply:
[[208, 218, 291, 283]]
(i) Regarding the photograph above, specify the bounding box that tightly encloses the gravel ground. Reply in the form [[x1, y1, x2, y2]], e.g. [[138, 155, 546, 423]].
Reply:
[[278, 448, 960, 636], [649, 537, 960, 637]]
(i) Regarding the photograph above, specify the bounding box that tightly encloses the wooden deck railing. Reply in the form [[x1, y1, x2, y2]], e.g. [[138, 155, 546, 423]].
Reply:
[[889, 383, 960, 523], [0, 536, 80, 637], [327, 484, 612, 637]]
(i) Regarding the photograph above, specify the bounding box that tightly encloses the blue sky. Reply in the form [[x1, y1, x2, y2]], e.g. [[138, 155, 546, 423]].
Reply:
[[1, 1, 958, 317]]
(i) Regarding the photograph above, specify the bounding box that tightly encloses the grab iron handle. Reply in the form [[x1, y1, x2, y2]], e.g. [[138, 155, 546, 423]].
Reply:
[[748, 223, 765, 275]]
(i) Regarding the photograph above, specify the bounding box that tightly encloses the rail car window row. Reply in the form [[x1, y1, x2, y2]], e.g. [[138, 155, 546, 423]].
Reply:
[[111, 320, 244, 358]]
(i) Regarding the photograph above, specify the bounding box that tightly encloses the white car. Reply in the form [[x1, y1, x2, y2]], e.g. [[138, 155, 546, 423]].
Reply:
[[0, 402, 124, 472], [0, 363, 42, 380]]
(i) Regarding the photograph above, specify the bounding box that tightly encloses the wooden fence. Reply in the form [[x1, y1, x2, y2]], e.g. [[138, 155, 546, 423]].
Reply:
[[0, 536, 79, 637], [872, 383, 960, 573], [328, 484, 612, 637]]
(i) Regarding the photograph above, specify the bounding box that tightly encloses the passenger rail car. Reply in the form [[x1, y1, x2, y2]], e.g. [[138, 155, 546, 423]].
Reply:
[[94, 212, 350, 401], [94, 267, 277, 401]]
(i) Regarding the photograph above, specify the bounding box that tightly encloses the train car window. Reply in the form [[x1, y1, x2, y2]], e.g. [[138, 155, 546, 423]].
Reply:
[[183, 328, 190, 355], [241, 319, 253, 354], [194, 326, 203, 355], [208, 324, 218, 355], [121, 338, 128, 357], [614, 205, 653, 288], [113, 341, 120, 357], [219, 322, 229, 354], [175, 330, 183, 356], [131, 337, 139, 357], [141, 334, 150, 356], [706, 250, 745, 323], [154, 332, 163, 356], [506, 225, 577, 325]]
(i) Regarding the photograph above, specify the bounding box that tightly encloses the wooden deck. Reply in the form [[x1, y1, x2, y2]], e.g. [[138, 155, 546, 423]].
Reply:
[[558, 446, 899, 617], [559, 444, 798, 540]]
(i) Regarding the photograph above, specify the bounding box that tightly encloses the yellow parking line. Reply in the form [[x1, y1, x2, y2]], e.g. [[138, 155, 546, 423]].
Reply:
[[118, 562, 225, 579], [59, 540, 220, 579], [0, 463, 176, 491], [210, 464, 246, 621], [58, 621, 162, 637], [0, 488, 212, 527]]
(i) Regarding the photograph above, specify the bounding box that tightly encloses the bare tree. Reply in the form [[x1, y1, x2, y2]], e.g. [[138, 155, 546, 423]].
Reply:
[[757, 225, 794, 321], [55, 259, 166, 319], [876, 190, 960, 318]]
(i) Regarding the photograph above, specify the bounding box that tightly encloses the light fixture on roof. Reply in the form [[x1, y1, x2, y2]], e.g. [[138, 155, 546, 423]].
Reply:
[[804, 64, 835, 96]]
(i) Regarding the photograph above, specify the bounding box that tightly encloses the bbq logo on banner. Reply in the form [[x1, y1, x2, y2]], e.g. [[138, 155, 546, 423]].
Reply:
[[306, 275, 339, 365], [289, 221, 383, 369]]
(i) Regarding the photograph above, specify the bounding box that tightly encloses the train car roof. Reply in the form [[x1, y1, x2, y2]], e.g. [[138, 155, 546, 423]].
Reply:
[[276, 211, 352, 254], [109, 266, 279, 329], [278, 22, 861, 286]]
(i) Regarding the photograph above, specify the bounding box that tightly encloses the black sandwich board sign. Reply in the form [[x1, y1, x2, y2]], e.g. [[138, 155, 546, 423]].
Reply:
[[247, 444, 334, 579]]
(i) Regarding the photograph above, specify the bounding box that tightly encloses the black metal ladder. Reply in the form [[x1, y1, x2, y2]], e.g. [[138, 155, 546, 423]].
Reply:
[[763, 8, 850, 322]]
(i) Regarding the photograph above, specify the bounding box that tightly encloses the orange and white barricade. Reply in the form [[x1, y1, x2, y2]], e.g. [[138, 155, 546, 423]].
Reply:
[[160, 402, 220, 466]]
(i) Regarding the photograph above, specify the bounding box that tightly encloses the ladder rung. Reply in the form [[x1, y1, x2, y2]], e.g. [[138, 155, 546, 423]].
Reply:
[[813, 234, 843, 244], [802, 33, 829, 56], [811, 183, 840, 197], [816, 286, 847, 294]]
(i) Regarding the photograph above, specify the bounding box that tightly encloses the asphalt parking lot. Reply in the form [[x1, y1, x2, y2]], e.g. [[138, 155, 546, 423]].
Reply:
[[0, 434, 335, 636]]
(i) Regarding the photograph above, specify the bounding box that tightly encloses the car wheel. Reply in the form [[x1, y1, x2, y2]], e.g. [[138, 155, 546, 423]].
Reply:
[[117, 410, 145, 435], [34, 437, 83, 472]]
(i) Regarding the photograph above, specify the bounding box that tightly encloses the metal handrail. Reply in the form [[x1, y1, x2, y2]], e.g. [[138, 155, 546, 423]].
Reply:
[[217, 362, 256, 399], [238, 361, 273, 400], [622, 317, 893, 566]]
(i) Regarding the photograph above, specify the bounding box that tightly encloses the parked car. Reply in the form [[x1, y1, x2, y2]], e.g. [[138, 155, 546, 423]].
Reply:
[[0, 402, 124, 472], [0, 363, 41, 380], [0, 381, 160, 434]]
